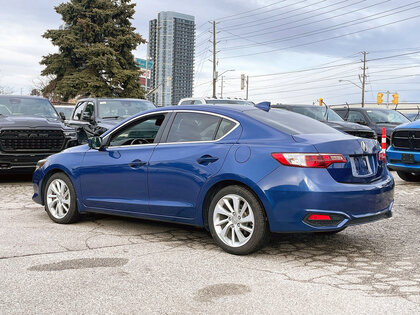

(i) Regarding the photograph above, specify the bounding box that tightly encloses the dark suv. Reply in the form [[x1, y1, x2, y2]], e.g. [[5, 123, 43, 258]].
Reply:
[[0, 95, 78, 171], [333, 107, 411, 143], [66, 98, 155, 143], [272, 104, 377, 139]]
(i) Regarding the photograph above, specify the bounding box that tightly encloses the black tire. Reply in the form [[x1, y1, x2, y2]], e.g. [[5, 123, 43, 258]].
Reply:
[[208, 185, 269, 255], [44, 173, 80, 224], [397, 171, 420, 182]]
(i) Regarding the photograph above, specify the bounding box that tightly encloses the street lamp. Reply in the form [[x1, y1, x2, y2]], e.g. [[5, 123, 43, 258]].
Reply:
[[338, 79, 361, 89], [218, 69, 235, 98], [338, 79, 364, 107]]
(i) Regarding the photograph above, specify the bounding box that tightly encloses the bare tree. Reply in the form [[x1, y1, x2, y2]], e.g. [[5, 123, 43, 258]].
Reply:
[[0, 85, 14, 95], [32, 75, 60, 101]]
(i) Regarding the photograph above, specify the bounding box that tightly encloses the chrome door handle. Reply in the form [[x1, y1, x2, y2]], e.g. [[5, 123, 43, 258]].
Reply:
[[197, 155, 219, 165], [128, 159, 146, 168]]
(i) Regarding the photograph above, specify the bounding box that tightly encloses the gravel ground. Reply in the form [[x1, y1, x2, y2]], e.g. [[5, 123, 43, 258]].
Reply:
[[0, 172, 419, 314]]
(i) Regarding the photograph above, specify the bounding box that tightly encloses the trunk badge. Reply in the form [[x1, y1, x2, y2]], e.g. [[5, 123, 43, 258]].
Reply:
[[361, 141, 368, 152]]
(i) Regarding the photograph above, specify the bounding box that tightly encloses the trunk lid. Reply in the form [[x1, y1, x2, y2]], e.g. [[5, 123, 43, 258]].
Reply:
[[292, 133, 383, 183]]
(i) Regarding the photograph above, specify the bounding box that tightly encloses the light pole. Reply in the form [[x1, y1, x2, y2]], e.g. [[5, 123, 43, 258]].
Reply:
[[218, 69, 235, 98], [338, 79, 364, 106]]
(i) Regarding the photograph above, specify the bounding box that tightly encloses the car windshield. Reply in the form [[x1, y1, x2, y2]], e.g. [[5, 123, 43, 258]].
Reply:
[[97, 100, 155, 119], [205, 99, 254, 105], [245, 108, 340, 135], [0, 97, 59, 119], [365, 109, 410, 124], [290, 106, 344, 122]]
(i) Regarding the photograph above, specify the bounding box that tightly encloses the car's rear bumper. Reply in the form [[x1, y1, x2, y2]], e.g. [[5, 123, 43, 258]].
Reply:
[[386, 146, 420, 173], [258, 166, 394, 233]]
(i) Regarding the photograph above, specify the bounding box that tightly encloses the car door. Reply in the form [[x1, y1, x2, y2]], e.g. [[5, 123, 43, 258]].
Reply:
[[67, 101, 93, 143], [147, 111, 239, 219], [78, 112, 169, 214]]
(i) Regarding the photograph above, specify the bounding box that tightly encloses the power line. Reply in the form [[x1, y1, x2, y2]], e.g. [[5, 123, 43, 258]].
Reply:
[[219, 0, 388, 40], [219, 15, 420, 59], [221, 2, 420, 51], [219, 0, 329, 31], [215, 0, 288, 22]]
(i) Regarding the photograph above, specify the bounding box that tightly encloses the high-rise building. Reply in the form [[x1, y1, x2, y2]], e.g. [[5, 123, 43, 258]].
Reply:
[[148, 11, 195, 106]]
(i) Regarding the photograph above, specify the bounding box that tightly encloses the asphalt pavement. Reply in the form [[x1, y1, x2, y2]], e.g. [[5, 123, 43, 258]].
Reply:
[[0, 172, 419, 314]]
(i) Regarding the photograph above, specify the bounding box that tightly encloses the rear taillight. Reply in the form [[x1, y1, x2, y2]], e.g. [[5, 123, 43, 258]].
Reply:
[[272, 153, 347, 168]]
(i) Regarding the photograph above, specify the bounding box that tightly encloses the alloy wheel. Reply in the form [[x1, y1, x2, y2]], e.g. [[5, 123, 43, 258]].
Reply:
[[46, 179, 71, 219], [213, 194, 255, 247]]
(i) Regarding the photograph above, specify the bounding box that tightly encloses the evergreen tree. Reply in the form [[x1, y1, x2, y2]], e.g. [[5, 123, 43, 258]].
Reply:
[[41, 0, 145, 101]]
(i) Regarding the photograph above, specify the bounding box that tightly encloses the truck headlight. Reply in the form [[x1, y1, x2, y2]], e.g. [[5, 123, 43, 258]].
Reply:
[[64, 130, 77, 138]]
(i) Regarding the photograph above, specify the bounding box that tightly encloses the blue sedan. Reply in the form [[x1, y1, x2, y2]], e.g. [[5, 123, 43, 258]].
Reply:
[[32, 105, 394, 255]]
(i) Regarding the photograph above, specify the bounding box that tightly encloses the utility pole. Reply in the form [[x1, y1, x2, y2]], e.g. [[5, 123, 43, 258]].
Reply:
[[211, 21, 217, 98], [221, 76, 224, 98], [361, 51, 367, 108]]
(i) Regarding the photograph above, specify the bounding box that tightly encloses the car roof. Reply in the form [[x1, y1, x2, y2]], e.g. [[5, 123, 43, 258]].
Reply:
[[77, 98, 152, 102], [0, 95, 49, 100]]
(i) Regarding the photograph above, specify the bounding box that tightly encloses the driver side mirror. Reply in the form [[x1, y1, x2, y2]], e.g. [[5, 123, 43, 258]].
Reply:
[[88, 136, 104, 150], [59, 112, 66, 121], [82, 111, 94, 122]]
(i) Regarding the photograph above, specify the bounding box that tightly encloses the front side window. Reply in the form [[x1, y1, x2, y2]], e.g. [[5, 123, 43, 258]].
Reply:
[[82, 102, 95, 121], [72, 102, 86, 121], [167, 112, 222, 143], [347, 111, 367, 124], [109, 114, 165, 147]]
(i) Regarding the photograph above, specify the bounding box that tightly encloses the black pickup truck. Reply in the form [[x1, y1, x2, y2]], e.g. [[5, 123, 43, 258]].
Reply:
[[0, 95, 78, 172]]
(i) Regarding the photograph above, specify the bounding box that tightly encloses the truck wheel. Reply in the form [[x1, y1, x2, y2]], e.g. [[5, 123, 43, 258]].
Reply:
[[397, 171, 420, 182]]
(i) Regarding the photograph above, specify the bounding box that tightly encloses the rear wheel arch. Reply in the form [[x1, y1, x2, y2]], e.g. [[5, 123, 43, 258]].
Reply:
[[201, 179, 270, 230]]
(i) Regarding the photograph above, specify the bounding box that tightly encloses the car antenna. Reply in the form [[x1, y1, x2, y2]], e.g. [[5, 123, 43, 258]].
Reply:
[[322, 100, 329, 121], [345, 102, 350, 120]]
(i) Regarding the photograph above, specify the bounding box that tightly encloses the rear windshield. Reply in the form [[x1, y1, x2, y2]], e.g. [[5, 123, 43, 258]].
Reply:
[[244, 108, 340, 135]]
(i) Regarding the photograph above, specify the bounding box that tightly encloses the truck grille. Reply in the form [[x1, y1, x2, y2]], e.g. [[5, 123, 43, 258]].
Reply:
[[392, 129, 420, 151], [346, 130, 376, 139], [0, 129, 65, 152]]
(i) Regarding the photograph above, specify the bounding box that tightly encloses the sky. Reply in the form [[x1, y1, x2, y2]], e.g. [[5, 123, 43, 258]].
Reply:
[[0, 0, 419, 105]]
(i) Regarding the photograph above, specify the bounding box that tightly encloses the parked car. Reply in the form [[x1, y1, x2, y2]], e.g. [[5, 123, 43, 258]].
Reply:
[[178, 97, 254, 106], [272, 104, 377, 139], [387, 119, 420, 181], [0, 95, 77, 172], [333, 107, 410, 144], [54, 105, 75, 120], [66, 98, 155, 143], [33, 105, 394, 255]]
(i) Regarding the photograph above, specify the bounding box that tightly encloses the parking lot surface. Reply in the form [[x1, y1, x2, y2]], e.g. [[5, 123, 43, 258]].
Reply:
[[0, 173, 419, 314]]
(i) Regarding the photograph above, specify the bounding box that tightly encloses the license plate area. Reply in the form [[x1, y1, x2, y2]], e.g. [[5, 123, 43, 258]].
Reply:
[[350, 156, 374, 177], [401, 153, 415, 164]]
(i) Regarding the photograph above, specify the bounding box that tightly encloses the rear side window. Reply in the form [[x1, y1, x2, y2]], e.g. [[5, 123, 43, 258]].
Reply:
[[167, 112, 222, 142], [245, 108, 339, 135], [216, 119, 236, 139]]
